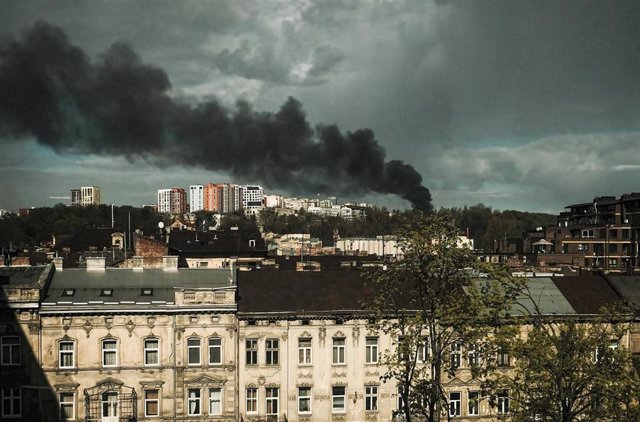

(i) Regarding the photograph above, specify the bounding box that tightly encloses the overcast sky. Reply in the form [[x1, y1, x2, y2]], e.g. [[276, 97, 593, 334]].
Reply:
[[1, 0, 640, 213]]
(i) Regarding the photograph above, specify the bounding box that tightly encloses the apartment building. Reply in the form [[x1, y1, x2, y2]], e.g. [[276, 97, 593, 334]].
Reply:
[[189, 185, 204, 212], [70, 186, 101, 207], [558, 194, 640, 271], [39, 257, 237, 421], [157, 188, 187, 214]]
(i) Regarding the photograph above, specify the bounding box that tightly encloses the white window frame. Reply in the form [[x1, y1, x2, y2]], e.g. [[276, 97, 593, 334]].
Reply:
[[467, 343, 478, 367], [468, 391, 480, 416], [59, 340, 75, 369], [365, 385, 378, 411], [144, 389, 160, 417], [298, 337, 312, 365], [497, 391, 510, 414], [266, 338, 279, 365], [298, 387, 311, 414], [266, 387, 279, 416], [449, 391, 461, 417], [101, 339, 117, 368], [365, 337, 378, 364], [144, 338, 160, 367], [1, 388, 21, 417], [246, 388, 258, 414], [0, 336, 20, 366], [187, 388, 201, 416], [332, 337, 346, 365], [209, 388, 222, 416], [332, 386, 346, 413], [246, 339, 258, 365], [208, 337, 222, 365], [497, 347, 510, 367], [450, 342, 462, 369], [59, 392, 75, 420], [187, 337, 201, 366], [417, 337, 429, 363]]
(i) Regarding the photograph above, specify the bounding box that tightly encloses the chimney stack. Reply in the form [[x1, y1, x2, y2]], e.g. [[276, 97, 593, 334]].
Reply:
[[162, 256, 178, 271], [86, 257, 106, 271], [52, 256, 64, 271]]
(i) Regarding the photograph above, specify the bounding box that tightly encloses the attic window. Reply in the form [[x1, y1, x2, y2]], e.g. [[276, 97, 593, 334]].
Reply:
[[249, 239, 256, 247], [100, 289, 113, 297], [62, 289, 76, 297], [141, 288, 153, 296]]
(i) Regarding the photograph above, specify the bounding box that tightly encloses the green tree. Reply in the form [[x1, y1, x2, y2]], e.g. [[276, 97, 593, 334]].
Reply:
[[499, 305, 639, 422], [365, 213, 523, 422]]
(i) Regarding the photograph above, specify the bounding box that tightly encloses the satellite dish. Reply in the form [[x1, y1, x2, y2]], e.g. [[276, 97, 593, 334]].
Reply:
[[158, 221, 165, 229]]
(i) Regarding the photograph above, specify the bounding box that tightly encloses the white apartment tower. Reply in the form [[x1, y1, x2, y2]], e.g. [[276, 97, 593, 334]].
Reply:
[[157, 188, 187, 214], [189, 185, 204, 212], [71, 186, 101, 206]]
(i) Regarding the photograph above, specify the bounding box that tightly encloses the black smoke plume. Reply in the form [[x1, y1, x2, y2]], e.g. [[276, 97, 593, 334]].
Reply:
[[0, 22, 432, 211]]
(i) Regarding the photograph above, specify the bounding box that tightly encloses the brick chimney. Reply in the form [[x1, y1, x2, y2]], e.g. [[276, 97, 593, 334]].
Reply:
[[132, 256, 144, 271]]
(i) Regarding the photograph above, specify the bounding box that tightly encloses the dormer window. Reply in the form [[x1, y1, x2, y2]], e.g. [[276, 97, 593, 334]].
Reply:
[[62, 289, 76, 297], [100, 289, 113, 297], [249, 239, 256, 247], [141, 288, 153, 296]]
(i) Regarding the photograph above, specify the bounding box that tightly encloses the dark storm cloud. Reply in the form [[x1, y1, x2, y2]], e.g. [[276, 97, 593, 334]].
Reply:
[[0, 22, 432, 211]]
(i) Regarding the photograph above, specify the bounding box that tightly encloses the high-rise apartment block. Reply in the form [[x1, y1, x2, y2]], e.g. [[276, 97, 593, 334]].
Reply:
[[70, 186, 101, 206], [189, 185, 204, 212], [157, 188, 187, 214], [236, 185, 264, 215]]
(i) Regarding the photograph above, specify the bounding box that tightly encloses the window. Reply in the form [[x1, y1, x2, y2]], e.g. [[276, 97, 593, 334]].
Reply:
[[102, 339, 117, 367], [366, 337, 378, 364], [209, 337, 222, 365], [59, 341, 75, 368], [497, 391, 509, 414], [209, 388, 222, 415], [101, 392, 117, 419], [497, 347, 510, 367], [581, 229, 594, 238], [266, 339, 279, 365], [144, 389, 159, 417], [609, 243, 618, 254], [0, 336, 20, 365], [449, 391, 461, 417], [450, 342, 462, 369], [187, 388, 201, 416], [332, 337, 345, 364], [99, 288, 113, 296], [266, 388, 279, 416], [141, 288, 153, 296], [609, 258, 618, 268], [246, 339, 258, 365], [332, 386, 346, 413], [468, 391, 480, 416], [467, 344, 478, 367], [609, 229, 618, 239], [577, 243, 589, 252], [246, 388, 258, 414], [144, 338, 159, 366], [298, 338, 312, 365], [1, 388, 21, 417], [417, 337, 429, 363], [62, 288, 76, 297], [298, 387, 311, 414], [187, 338, 201, 366], [365, 385, 378, 411], [59, 392, 74, 420]]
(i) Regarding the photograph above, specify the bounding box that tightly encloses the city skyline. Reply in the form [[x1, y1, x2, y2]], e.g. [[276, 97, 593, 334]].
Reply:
[[2, 1, 640, 213]]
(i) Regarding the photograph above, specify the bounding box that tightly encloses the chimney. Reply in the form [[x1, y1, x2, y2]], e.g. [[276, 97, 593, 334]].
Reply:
[[86, 257, 106, 271], [52, 256, 64, 271], [162, 256, 178, 271], [132, 256, 144, 271]]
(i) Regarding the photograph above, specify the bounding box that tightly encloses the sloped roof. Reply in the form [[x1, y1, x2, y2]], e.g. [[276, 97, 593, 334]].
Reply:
[[606, 275, 640, 308], [41, 268, 235, 312], [0, 264, 53, 288], [237, 270, 375, 316], [169, 230, 267, 257], [511, 277, 576, 316], [551, 274, 621, 314]]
